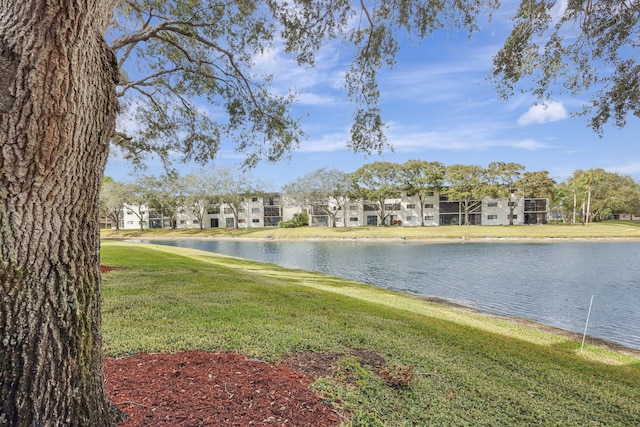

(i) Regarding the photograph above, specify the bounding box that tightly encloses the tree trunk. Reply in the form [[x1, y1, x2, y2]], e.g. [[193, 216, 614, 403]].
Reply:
[[585, 186, 592, 226], [463, 202, 469, 225], [108, 211, 121, 231], [0, 1, 122, 425]]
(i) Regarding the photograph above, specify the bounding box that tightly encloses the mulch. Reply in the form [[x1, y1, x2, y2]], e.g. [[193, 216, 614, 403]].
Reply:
[[101, 265, 342, 426], [104, 351, 342, 426]]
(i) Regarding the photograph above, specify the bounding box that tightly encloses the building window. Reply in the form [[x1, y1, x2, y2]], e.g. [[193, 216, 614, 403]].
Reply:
[[426, 191, 435, 197], [511, 215, 518, 219], [312, 207, 327, 215], [487, 214, 498, 220], [207, 206, 220, 214], [406, 204, 416, 209], [251, 208, 260, 214], [264, 216, 280, 227], [224, 207, 234, 215], [238, 219, 246, 224], [350, 217, 359, 222], [424, 203, 434, 209], [127, 221, 134, 225], [424, 215, 434, 221], [193, 220, 199, 224], [252, 197, 258, 202], [488, 202, 498, 208], [349, 205, 358, 210], [525, 199, 547, 212], [265, 196, 280, 206], [179, 220, 186, 224], [252, 219, 260, 223], [406, 216, 414, 221], [264, 206, 280, 216]]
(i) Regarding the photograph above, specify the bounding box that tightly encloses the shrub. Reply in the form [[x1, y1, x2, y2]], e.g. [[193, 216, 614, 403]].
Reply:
[[279, 213, 309, 228]]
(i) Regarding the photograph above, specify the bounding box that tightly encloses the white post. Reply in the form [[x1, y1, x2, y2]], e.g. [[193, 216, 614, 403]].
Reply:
[[581, 295, 594, 353]]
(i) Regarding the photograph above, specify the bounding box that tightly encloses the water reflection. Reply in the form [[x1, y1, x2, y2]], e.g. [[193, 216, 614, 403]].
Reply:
[[137, 239, 640, 350]]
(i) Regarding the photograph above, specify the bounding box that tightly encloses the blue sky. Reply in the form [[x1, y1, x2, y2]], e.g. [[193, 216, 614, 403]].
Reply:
[[106, 2, 640, 190]]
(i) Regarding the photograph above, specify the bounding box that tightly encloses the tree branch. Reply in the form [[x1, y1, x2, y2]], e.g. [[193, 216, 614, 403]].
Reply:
[[117, 67, 182, 97]]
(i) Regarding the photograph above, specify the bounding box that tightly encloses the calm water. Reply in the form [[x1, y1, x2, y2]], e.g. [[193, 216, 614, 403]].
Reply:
[[138, 239, 640, 350]]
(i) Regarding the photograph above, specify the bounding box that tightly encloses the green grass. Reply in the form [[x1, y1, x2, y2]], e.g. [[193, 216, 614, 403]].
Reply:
[[102, 221, 640, 241], [101, 241, 640, 426]]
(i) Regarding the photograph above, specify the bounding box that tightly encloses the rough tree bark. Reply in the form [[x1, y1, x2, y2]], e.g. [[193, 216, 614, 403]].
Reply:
[[0, 1, 122, 425]]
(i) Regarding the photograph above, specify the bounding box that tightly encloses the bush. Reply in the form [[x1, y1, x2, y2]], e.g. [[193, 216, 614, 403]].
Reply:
[[279, 213, 309, 228]]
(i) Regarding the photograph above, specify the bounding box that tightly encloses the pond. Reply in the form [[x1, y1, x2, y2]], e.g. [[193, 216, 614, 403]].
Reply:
[[137, 239, 640, 350]]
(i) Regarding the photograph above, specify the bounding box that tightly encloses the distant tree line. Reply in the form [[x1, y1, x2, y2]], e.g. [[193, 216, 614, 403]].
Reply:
[[101, 161, 640, 229]]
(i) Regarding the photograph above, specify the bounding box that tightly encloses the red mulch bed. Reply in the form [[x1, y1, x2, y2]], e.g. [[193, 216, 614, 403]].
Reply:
[[101, 266, 341, 425], [104, 351, 342, 426]]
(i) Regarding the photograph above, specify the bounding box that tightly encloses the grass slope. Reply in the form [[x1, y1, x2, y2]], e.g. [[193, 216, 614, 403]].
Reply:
[[101, 241, 640, 426]]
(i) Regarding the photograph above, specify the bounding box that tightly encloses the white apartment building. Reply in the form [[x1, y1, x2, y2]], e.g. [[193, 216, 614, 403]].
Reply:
[[115, 192, 549, 230]]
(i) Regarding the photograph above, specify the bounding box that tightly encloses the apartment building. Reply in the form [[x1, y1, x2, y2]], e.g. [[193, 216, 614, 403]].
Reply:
[[115, 192, 549, 230]]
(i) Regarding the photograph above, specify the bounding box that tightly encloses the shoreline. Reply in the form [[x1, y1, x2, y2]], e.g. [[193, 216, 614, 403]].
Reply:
[[101, 236, 640, 358], [402, 292, 640, 358], [103, 234, 640, 243]]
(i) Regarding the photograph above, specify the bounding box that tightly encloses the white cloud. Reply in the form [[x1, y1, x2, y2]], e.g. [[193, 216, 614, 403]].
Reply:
[[296, 92, 337, 106], [607, 162, 640, 176], [385, 120, 554, 153], [512, 139, 552, 150], [550, 0, 569, 24], [251, 40, 347, 101], [517, 102, 568, 126], [292, 120, 555, 154], [298, 131, 351, 152], [115, 99, 144, 136], [390, 132, 552, 152]]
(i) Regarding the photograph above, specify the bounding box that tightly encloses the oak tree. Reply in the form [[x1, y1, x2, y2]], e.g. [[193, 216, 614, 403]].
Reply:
[[133, 172, 184, 229], [493, 0, 640, 134], [214, 167, 264, 229], [443, 164, 487, 225], [486, 162, 525, 225], [351, 161, 402, 226], [0, 0, 498, 424], [182, 172, 218, 230], [282, 167, 353, 227], [100, 179, 133, 231], [400, 160, 445, 226], [517, 170, 557, 199], [567, 169, 640, 223]]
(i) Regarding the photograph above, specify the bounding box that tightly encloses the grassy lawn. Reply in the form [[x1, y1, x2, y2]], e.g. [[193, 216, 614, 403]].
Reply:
[[101, 241, 640, 426], [102, 221, 640, 241]]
